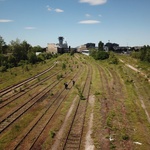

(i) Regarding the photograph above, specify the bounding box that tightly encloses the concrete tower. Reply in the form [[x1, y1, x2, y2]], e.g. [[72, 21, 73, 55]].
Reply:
[[58, 36, 64, 47]]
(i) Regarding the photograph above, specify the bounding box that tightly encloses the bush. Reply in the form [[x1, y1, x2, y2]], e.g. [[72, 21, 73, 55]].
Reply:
[[108, 53, 119, 64], [0, 66, 7, 72], [50, 131, 55, 138], [96, 51, 109, 60], [62, 63, 66, 70], [122, 134, 129, 140], [57, 74, 63, 80], [90, 49, 109, 60]]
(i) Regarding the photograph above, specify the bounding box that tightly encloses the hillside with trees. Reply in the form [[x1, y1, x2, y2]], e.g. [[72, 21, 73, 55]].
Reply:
[[0, 36, 57, 72]]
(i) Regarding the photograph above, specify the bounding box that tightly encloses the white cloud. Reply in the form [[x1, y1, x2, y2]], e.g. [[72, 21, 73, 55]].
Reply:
[[79, 0, 107, 5], [85, 14, 91, 17], [0, 19, 13, 23], [46, 5, 52, 11], [78, 20, 100, 24], [47, 7, 52, 11], [25, 27, 36, 30], [46, 5, 64, 13], [54, 8, 64, 13]]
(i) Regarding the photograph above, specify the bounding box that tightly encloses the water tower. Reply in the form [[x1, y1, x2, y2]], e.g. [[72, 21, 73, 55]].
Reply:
[[58, 36, 64, 47]]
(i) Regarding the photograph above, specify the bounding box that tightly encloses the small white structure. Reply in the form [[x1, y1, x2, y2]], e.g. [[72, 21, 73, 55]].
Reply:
[[35, 52, 42, 56], [82, 50, 90, 56]]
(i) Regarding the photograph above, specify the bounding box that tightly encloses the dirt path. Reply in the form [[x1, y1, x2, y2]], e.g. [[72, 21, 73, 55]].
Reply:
[[85, 95, 95, 150], [119, 59, 150, 82], [120, 59, 150, 124], [134, 83, 150, 124]]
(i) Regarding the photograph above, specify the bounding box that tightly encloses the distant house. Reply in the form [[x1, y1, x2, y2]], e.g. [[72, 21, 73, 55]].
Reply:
[[114, 46, 130, 53], [104, 42, 119, 51], [85, 43, 95, 49], [77, 45, 87, 53], [133, 46, 143, 51], [77, 43, 95, 53]]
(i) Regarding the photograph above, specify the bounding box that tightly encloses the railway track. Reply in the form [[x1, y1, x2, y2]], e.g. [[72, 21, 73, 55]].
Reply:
[[0, 60, 79, 135], [97, 63, 135, 149], [108, 67, 132, 149], [0, 62, 57, 97], [0, 71, 61, 109], [62, 65, 92, 150], [9, 64, 83, 150], [1, 54, 149, 149], [0, 72, 67, 134], [97, 64, 111, 149]]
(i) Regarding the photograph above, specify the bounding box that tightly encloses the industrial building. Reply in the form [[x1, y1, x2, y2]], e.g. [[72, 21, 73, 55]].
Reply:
[[77, 43, 95, 52], [46, 36, 69, 54]]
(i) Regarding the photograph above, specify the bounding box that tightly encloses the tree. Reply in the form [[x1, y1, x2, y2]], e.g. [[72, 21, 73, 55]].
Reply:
[[31, 45, 43, 52], [139, 46, 147, 61], [95, 51, 109, 60], [27, 52, 37, 64], [0, 36, 6, 54], [131, 45, 150, 63], [98, 41, 104, 51], [0, 53, 5, 66], [8, 55, 17, 67], [90, 48, 109, 60], [145, 49, 150, 63], [21, 40, 31, 54], [108, 52, 119, 64], [10, 38, 29, 63]]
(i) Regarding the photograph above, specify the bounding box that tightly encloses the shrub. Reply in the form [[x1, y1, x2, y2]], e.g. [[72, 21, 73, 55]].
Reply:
[[62, 63, 66, 70], [122, 133, 129, 140], [0, 66, 7, 72], [57, 74, 63, 80], [108, 53, 119, 64], [50, 131, 56, 138], [90, 49, 109, 60]]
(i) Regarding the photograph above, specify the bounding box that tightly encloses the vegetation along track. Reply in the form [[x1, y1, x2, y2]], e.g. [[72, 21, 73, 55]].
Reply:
[[0, 61, 74, 132], [97, 63, 134, 149], [0, 55, 80, 149], [10, 60, 83, 150], [0, 53, 150, 150], [62, 65, 92, 150], [97, 61, 150, 150], [0, 70, 61, 109], [0, 71, 68, 134], [0, 62, 57, 97]]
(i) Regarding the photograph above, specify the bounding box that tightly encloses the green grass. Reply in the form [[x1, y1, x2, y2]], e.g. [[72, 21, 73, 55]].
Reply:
[[1, 53, 150, 149], [0, 58, 57, 90], [116, 62, 150, 149]]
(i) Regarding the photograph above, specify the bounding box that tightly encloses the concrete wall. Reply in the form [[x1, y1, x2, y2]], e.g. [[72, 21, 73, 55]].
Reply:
[[47, 43, 58, 53]]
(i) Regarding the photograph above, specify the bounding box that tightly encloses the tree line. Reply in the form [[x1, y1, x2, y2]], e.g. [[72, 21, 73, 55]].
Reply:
[[0, 36, 58, 72], [131, 45, 150, 63], [89, 41, 119, 64], [90, 41, 150, 64]]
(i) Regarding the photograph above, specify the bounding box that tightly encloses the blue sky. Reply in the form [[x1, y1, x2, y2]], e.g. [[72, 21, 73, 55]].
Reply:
[[0, 0, 150, 47]]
